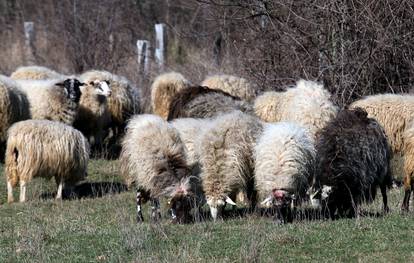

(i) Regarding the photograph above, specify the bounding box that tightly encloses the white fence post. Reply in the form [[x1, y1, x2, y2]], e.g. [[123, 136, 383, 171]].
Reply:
[[155, 23, 167, 71], [24, 21, 36, 65]]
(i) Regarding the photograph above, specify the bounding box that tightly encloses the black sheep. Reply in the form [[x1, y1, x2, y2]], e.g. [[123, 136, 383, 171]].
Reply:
[[309, 108, 392, 218]]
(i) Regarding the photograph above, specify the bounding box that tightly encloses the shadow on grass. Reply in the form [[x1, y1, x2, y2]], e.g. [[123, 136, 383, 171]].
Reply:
[[40, 181, 128, 200]]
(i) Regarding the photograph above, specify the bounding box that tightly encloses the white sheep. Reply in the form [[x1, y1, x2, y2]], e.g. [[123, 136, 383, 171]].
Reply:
[[200, 111, 263, 221], [120, 114, 199, 223], [10, 65, 64, 80], [79, 70, 141, 133], [201, 74, 257, 101], [254, 79, 338, 138], [0, 75, 30, 160], [255, 122, 316, 223], [5, 120, 89, 203], [74, 80, 112, 147], [15, 78, 84, 125], [151, 72, 191, 119]]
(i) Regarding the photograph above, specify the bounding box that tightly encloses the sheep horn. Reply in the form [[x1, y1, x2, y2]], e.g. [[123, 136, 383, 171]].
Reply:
[[261, 196, 273, 206], [225, 196, 236, 206]]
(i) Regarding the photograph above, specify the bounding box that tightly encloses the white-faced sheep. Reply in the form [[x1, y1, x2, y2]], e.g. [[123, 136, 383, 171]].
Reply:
[[79, 70, 141, 132], [10, 65, 64, 80], [167, 86, 253, 121], [200, 111, 263, 221], [201, 74, 257, 102], [350, 94, 414, 211], [254, 79, 338, 138], [73, 80, 112, 148], [5, 120, 89, 203], [151, 72, 191, 120], [16, 78, 84, 125], [309, 108, 392, 219], [255, 122, 315, 223], [0, 76, 30, 161], [120, 114, 199, 223]]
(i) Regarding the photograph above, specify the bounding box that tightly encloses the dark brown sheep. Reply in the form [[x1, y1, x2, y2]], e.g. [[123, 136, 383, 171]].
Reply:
[[167, 86, 253, 121], [309, 108, 392, 219]]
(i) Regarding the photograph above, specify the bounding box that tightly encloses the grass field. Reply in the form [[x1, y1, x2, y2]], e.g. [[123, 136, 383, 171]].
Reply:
[[1, 159, 414, 262]]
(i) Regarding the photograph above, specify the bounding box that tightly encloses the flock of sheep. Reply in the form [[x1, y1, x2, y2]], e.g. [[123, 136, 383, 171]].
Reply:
[[0, 66, 413, 224]]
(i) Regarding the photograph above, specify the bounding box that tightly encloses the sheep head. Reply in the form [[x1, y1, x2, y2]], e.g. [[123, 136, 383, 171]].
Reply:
[[307, 185, 332, 208], [56, 78, 84, 103], [261, 189, 295, 209], [206, 195, 236, 221]]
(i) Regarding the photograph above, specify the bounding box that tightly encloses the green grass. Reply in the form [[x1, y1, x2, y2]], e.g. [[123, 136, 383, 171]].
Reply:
[[1, 160, 414, 262]]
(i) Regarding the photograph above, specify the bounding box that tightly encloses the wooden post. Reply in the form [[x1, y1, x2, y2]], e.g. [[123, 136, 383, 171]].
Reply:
[[137, 40, 151, 78], [155, 23, 167, 71], [24, 21, 36, 65]]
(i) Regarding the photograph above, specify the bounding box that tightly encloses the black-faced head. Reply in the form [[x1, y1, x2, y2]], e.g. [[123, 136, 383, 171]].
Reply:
[[56, 78, 84, 103]]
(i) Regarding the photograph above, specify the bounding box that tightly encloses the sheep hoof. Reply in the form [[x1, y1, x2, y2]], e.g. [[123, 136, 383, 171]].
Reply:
[[383, 207, 390, 214], [151, 211, 161, 223], [137, 213, 144, 223]]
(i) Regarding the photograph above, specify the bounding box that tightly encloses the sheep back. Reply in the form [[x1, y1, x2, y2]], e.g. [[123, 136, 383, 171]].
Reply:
[[201, 74, 257, 101], [11, 66, 63, 80], [151, 72, 191, 119], [167, 86, 253, 121]]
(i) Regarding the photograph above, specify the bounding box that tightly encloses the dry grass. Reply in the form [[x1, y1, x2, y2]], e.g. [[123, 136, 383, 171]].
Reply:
[[1, 159, 414, 262]]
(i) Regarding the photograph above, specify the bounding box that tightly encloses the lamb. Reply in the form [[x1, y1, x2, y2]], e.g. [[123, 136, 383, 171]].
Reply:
[[199, 111, 263, 221], [254, 79, 338, 138], [309, 108, 392, 218], [16, 78, 84, 125], [10, 65, 64, 80], [79, 70, 141, 133], [0, 76, 30, 161], [255, 122, 316, 224], [167, 86, 253, 121], [120, 114, 199, 223], [201, 74, 257, 102], [73, 80, 112, 148], [151, 72, 191, 119], [5, 120, 89, 203]]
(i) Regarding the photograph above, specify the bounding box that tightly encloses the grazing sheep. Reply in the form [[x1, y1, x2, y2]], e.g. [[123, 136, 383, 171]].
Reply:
[[79, 70, 141, 131], [167, 86, 253, 121], [151, 72, 191, 119], [255, 122, 316, 223], [5, 120, 89, 203], [350, 94, 414, 211], [200, 111, 263, 221], [120, 114, 199, 223], [254, 79, 338, 138], [201, 74, 257, 102], [0, 76, 30, 161], [11, 65, 64, 80], [74, 80, 112, 147], [309, 108, 392, 218]]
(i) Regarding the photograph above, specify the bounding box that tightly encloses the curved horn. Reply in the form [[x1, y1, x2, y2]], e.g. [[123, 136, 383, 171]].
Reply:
[[261, 196, 273, 206], [225, 196, 236, 206]]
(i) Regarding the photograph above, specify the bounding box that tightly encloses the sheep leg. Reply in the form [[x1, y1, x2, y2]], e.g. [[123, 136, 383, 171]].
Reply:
[[380, 184, 389, 214], [136, 191, 144, 223], [7, 180, 14, 203], [56, 178, 64, 200], [150, 198, 161, 222], [402, 186, 411, 212], [19, 181, 27, 203]]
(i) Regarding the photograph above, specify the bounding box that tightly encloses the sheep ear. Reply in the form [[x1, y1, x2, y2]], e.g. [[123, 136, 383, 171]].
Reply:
[[55, 82, 65, 87], [225, 196, 236, 206]]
